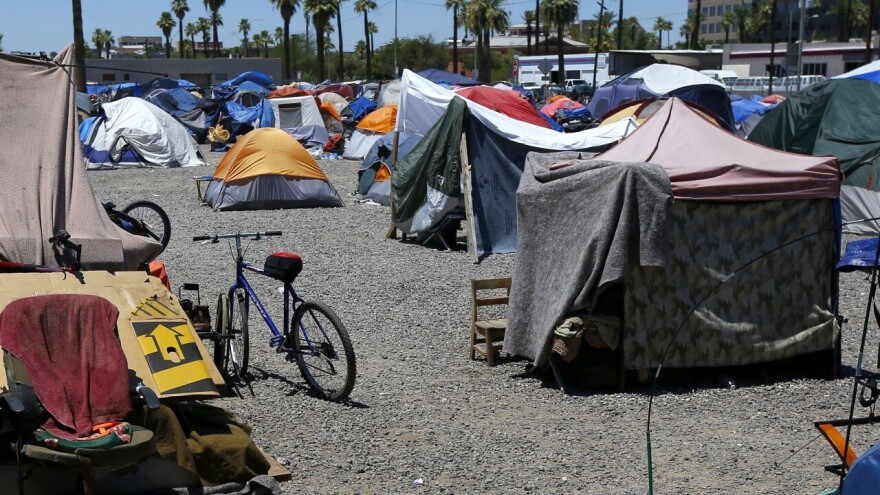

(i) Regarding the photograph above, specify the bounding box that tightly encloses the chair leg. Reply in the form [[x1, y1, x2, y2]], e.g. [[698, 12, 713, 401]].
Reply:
[[469, 327, 476, 360], [78, 455, 96, 495], [486, 332, 495, 366]]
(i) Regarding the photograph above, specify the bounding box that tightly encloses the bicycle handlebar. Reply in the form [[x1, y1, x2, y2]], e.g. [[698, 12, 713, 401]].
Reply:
[[192, 231, 282, 242]]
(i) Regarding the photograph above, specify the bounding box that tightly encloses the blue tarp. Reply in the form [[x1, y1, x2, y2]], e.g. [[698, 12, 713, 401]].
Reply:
[[224, 99, 274, 129], [558, 107, 592, 120], [539, 112, 564, 132], [731, 97, 778, 124], [841, 441, 880, 493], [78, 117, 96, 144], [416, 69, 480, 87], [837, 237, 880, 272], [220, 71, 274, 88], [349, 97, 378, 121], [236, 80, 271, 94]]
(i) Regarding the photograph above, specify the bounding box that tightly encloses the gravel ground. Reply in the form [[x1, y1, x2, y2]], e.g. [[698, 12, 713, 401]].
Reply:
[[87, 146, 880, 494]]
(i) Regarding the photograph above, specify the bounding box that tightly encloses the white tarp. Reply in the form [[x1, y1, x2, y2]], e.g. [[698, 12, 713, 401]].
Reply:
[[841, 185, 880, 234], [269, 95, 324, 129], [834, 60, 880, 79], [90, 97, 205, 169], [396, 69, 637, 149], [343, 130, 382, 160], [626, 64, 725, 95], [319, 92, 350, 115]]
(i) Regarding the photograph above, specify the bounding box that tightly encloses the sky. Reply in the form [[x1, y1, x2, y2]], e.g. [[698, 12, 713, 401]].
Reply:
[[2, 0, 687, 55]]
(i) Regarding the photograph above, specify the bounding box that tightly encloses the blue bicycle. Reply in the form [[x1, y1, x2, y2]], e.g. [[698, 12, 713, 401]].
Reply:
[[193, 231, 356, 402]]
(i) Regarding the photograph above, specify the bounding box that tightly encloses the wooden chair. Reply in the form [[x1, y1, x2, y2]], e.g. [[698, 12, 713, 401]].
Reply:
[[470, 277, 511, 366]]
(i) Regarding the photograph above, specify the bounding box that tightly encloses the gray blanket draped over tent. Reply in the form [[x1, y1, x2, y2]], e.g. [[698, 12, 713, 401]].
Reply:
[[0, 46, 162, 269], [504, 154, 672, 365]]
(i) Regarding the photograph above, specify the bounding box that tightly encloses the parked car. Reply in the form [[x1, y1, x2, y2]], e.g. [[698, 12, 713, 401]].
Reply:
[[564, 78, 593, 100]]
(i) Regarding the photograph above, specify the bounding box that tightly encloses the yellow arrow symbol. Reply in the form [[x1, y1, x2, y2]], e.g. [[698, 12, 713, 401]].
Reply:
[[148, 324, 185, 362]]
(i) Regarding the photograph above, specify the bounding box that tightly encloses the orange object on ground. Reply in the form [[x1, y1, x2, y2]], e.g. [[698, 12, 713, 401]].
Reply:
[[148, 260, 171, 290], [357, 105, 397, 133], [817, 422, 859, 468]]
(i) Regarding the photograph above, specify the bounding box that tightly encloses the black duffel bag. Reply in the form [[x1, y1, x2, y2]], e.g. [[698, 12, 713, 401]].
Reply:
[[263, 252, 303, 283]]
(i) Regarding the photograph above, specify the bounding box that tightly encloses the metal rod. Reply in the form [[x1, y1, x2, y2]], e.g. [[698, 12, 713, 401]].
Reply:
[[797, 0, 806, 90]]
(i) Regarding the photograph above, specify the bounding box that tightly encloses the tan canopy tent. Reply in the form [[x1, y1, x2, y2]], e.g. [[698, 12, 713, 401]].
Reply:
[[0, 46, 162, 270]]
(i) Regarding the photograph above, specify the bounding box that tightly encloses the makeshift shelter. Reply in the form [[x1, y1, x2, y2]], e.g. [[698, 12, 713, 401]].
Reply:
[[219, 71, 274, 89], [455, 86, 552, 129], [377, 80, 401, 107], [599, 98, 726, 128], [589, 64, 734, 130], [0, 47, 162, 270], [416, 69, 481, 87], [204, 128, 343, 211], [319, 92, 353, 120], [504, 97, 841, 370], [286, 125, 330, 153], [343, 105, 398, 160], [268, 86, 311, 99], [392, 73, 638, 258], [356, 132, 420, 205], [540, 98, 587, 118], [83, 97, 206, 169], [142, 87, 216, 141], [268, 95, 325, 130], [317, 84, 355, 99], [349, 96, 377, 121], [748, 78, 880, 233]]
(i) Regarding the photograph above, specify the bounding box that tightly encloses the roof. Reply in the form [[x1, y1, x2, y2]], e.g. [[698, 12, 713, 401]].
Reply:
[[597, 98, 840, 201], [212, 128, 327, 183], [625, 64, 725, 94]]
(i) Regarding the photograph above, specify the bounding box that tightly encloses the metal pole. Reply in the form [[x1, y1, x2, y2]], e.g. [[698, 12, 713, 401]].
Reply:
[[797, 0, 806, 90], [393, 0, 399, 77], [593, 0, 605, 90], [866, 0, 876, 64]]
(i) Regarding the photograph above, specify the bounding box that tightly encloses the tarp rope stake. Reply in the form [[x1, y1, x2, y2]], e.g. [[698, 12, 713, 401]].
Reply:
[[644, 214, 880, 494]]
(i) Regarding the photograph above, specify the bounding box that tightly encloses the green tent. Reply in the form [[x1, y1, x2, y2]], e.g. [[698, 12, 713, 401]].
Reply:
[[748, 79, 880, 233]]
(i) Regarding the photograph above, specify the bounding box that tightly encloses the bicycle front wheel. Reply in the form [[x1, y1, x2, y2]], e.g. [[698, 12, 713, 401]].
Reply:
[[291, 301, 356, 402], [212, 293, 228, 371], [225, 290, 250, 378], [122, 200, 171, 249]]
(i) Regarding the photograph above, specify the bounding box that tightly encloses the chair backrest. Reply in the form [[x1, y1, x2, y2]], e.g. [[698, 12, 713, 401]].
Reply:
[[471, 277, 512, 322]]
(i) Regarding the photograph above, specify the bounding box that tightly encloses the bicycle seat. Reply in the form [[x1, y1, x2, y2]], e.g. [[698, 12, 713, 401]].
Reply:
[[264, 252, 303, 283]]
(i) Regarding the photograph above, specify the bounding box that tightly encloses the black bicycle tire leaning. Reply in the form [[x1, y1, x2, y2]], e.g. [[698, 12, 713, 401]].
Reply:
[[213, 293, 229, 372], [227, 289, 250, 378], [291, 301, 356, 402], [122, 200, 172, 249]]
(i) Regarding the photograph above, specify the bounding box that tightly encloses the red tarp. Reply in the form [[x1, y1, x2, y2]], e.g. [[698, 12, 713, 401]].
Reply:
[[539, 97, 586, 117], [455, 86, 552, 129]]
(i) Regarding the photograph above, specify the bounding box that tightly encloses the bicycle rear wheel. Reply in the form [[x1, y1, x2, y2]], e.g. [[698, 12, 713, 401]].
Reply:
[[212, 294, 228, 371], [290, 301, 356, 402], [122, 200, 171, 249], [225, 289, 250, 378]]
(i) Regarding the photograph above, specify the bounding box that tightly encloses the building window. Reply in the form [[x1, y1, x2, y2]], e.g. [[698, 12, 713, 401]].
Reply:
[[726, 4, 732, 12], [802, 63, 827, 76], [710, 6, 716, 16], [844, 61, 863, 73], [765, 64, 784, 77], [101, 73, 115, 82], [716, 23, 722, 33], [709, 23, 715, 34], [123, 74, 130, 81], [702, 24, 708, 34], [702, 7, 708, 15]]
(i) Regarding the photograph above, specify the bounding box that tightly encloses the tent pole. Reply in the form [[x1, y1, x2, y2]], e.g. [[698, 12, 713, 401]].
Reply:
[[385, 131, 401, 239], [460, 132, 478, 263]]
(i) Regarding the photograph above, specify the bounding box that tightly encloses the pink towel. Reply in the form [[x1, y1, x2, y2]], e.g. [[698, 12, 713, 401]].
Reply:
[[0, 294, 131, 440]]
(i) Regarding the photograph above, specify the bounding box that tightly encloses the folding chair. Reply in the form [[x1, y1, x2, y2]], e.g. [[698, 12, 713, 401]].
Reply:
[[469, 277, 512, 366]]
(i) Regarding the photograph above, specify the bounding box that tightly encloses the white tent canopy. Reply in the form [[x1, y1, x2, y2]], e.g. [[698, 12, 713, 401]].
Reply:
[[269, 95, 324, 129], [626, 64, 726, 94], [395, 69, 637, 149]]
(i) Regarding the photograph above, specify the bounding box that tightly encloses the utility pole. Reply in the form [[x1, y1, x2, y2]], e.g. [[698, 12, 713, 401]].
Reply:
[[796, 0, 805, 90], [769, 0, 777, 94], [867, 0, 876, 64], [617, 0, 623, 49], [393, 0, 399, 77], [593, 0, 605, 90]]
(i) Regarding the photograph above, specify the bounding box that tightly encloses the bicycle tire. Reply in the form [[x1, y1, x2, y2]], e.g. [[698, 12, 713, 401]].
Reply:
[[213, 294, 229, 372], [290, 301, 356, 402], [122, 200, 171, 250], [226, 289, 250, 378]]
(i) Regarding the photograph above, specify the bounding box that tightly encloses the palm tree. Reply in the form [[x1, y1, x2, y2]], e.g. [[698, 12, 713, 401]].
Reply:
[[238, 18, 251, 56], [464, 0, 509, 83], [103, 30, 115, 59], [653, 16, 672, 49], [271, 0, 300, 81], [335, 0, 346, 80], [542, 0, 579, 84], [203, 0, 226, 57], [306, 0, 337, 82], [304, 8, 311, 59], [72, 0, 86, 90], [355, 0, 377, 78], [680, 16, 692, 48], [254, 30, 272, 57], [172, 0, 190, 57], [445, 0, 465, 74], [185, 22, 199, 57], [692, 0, 701, 49], [197, 16, 211, 58], [535, 0, 542, 54], [522, 10, 535, 56], [368, 21, 378, 57], [734, 4, 750, 43], [720, 11, 735, 44], [158, 12, 177, 58], [91, 28, 106, 58]]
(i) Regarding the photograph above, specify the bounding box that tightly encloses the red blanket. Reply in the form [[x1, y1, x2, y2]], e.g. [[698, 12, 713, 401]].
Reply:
[[0, 294, 131, 440]]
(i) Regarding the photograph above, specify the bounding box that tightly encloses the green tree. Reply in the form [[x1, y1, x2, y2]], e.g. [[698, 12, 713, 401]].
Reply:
[[253, 30, 272, 57], [158, 12, 177, 58], [446, 0, 465, 74], [679, 15, 692, 48], [172, 0, 190, 57], [91, 29, 106, 58], [335, 0, 347, 80], [541, 0, 579, 83], [734, 4, 752, 42], [522, 9, 535, 55], [306, 0, 337, 81], [103, 30, 115, 58], [535, 0, 543, 54], [372, 35, 449, 79], [197, 16, 211, 58], [719, 11, 735, 44], [355, 0, 377, 78], [238, 18, 251, 56], [573, 10, 614, 51], [653, 16, 672, 49], [185, 22, 199, 57], [72, 0, 86, 90], [464, 0, 508, 83], [752, 0, 772, 42], [368, 21, 378, 57], [691, 0, 702, 48], [203, 0, 226, 57]]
